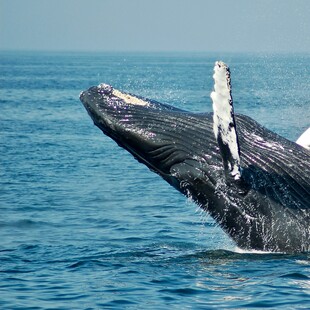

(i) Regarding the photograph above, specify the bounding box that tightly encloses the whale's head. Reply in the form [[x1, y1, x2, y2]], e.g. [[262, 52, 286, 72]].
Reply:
[[80, 83, 221, 192]]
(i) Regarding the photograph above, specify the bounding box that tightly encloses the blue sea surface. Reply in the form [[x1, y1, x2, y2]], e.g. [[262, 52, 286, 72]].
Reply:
[[1, 51, 310, 309]]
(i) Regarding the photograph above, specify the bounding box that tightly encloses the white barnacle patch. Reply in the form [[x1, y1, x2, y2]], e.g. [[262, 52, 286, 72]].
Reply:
[[112, 89, 150, 106], [210, 61, 241, 180]]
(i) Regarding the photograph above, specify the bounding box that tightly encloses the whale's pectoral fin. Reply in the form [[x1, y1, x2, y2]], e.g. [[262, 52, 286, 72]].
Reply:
[[210, 61, 243, 184]]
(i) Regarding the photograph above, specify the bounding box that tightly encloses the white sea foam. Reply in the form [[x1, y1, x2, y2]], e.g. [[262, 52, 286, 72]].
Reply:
[[233, 247, 280, 254]]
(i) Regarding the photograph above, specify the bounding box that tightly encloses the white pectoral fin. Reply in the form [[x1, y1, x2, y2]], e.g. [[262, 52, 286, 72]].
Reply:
[[296, 127, 310, 150], [211, 61, 241, 181]]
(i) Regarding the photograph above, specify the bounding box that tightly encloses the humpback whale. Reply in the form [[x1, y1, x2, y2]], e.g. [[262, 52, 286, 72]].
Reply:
[[80, 62, 310, 253]]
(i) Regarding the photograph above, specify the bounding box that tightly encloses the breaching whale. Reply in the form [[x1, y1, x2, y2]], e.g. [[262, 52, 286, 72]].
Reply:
[[80, 61, 310, 253]]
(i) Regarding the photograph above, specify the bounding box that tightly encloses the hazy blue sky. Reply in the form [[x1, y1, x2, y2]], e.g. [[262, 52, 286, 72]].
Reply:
[[1, 0, 310, 52]]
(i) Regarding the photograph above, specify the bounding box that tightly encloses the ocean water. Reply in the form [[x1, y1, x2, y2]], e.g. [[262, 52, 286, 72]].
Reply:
[[1, 51, 310, 309]]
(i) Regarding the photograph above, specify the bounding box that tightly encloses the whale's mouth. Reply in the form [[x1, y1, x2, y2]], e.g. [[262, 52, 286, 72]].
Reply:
[[80, 84, 200, 176], [79, 83, 220, 190], [79, 83, 181, 143], [80, 84, 162, 173]]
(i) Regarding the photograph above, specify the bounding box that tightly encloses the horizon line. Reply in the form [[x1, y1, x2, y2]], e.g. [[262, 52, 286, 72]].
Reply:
[[1, 48, 309, 55]]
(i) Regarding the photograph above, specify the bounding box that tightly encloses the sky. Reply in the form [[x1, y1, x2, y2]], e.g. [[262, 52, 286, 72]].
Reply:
[[1, 0, 310, 53]]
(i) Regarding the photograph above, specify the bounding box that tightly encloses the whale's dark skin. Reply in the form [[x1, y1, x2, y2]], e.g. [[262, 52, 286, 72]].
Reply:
[[80, 85, 310, 253]]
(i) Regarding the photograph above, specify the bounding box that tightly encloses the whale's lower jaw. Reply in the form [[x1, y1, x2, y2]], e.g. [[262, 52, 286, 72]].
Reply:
[[80, 85, 310, 253]]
